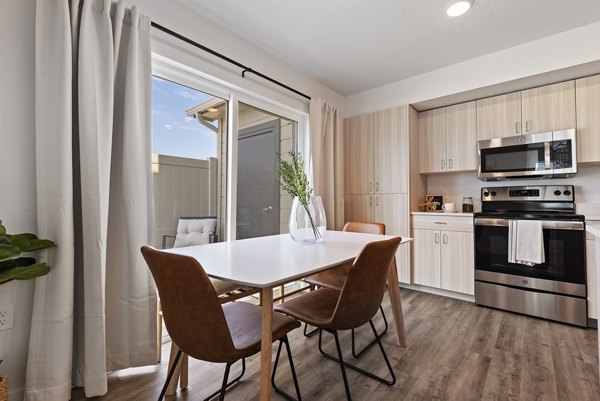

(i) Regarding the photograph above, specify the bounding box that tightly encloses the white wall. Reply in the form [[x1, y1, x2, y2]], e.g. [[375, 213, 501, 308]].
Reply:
[[426, 165, 600, 214], [128, 0, 346, 115], [346, 21, 600, 117], [0, 0, 37, 399]]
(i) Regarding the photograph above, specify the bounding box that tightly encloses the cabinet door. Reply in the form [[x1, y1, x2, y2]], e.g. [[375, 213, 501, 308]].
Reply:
[[445, 101, 477, 171], [440, 231, 474, 295], [576, 75, 600, 163], [344, 194, 373, 223], [373, 106, 408, 193], [521, 81, 575, 134], [476, 92, 522, 140], [374, 194, 410, 283], [419, 108, 446, 173], [412, 229, 441, 288], [344, 114, 373, 194]]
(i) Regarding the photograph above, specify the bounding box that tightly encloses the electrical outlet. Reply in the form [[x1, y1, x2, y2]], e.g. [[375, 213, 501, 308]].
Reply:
[[0, 304, 14, 331]]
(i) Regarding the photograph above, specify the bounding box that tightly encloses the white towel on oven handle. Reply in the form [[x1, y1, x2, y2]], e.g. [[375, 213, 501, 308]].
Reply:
[[508, 220, 545, 266]]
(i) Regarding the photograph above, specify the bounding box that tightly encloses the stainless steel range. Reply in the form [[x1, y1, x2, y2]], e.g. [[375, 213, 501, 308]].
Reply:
[[474, 185, 587, 327]]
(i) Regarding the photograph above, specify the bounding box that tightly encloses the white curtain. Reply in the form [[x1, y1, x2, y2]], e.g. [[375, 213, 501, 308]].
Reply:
[[309, 98, 343, 229], [26, 1, 156, 399]]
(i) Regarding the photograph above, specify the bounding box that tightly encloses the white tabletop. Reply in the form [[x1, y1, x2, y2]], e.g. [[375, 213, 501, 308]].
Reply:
[[165, 230, 412, 288]]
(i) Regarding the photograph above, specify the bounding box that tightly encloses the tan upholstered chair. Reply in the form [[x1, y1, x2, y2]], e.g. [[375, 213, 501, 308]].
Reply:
[[142, 246, 302, 401], [304, 221, 389, 357], [276, 237, 401, 401]]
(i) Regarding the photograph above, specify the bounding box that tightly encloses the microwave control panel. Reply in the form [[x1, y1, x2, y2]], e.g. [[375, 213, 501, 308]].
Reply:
[[552, 140, 573, 169]]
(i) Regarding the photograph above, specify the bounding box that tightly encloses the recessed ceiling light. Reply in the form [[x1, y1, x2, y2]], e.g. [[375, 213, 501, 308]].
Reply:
[[445, 0, 473, 17]]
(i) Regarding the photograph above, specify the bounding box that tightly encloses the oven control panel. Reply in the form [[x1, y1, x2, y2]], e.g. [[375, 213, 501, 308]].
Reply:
[[481, 185, 575, 202]]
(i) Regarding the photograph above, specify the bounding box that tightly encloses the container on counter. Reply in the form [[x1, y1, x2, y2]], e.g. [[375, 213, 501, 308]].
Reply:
[[462, 196, 474, 213]]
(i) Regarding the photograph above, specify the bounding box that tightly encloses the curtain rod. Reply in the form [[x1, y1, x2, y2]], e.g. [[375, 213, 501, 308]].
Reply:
[[151, 22, 312, 101]]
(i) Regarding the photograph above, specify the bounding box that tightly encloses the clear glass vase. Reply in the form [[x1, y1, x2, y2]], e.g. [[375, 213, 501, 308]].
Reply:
[[289, 196, 327, 244]]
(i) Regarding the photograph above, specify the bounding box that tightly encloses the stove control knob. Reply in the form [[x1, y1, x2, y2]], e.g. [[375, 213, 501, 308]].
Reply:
[[483, 191, 490, 197], [490, 191, 497, 197], [554, 190, 562, 196], [564, 189, 572, 196]]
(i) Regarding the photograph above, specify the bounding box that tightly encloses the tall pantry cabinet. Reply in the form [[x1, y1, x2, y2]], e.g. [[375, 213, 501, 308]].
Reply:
[[343, 106, 413, 283]]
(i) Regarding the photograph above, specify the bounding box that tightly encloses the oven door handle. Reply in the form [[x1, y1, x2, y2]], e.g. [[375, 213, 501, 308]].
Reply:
[[474, 218, 584, 231]]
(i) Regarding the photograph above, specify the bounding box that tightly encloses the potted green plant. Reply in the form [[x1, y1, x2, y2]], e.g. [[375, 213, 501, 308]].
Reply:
[[279, 150, 326, 243], [0, 219, 55, 285]]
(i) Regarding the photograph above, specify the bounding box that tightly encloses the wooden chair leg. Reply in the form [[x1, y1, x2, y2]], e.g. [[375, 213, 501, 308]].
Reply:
[[166, 343, 184, 396], [180, 354, 188, 389], [157, 307, 162, 363]]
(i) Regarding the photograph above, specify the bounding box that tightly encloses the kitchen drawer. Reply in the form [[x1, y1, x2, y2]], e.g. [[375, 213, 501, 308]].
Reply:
[[412, 214, 474, 232]]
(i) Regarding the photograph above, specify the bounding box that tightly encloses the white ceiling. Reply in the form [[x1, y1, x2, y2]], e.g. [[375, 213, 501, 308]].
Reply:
[[177, 0, 600, 96]]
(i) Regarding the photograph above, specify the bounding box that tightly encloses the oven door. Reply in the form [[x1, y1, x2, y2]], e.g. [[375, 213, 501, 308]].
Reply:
[[474, 217, 586, 297]]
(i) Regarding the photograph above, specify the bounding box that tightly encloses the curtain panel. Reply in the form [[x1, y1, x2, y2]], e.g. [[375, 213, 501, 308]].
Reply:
[[26, 1, 156, 399], [309, 98, 343, 230]]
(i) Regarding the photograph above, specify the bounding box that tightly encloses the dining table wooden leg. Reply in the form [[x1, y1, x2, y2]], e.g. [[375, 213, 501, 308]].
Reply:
[[260, 287, 274, 401], [387, 256, 407, 347]]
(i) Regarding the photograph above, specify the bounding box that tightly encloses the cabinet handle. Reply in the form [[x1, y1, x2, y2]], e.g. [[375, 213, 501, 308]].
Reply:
[[525, 120, 530, 132], [448, 159, 453, 169], [369, 196, 372, 206], [375, 182, 379, 192], [441, 159, 445, 170], [434, 221, 447, 225], [515, 121, 520, 134], [434, 233, 440, 244], [375, 196, 379, 206], [369, 182, 373, 192], [443, 233, 448, 244]]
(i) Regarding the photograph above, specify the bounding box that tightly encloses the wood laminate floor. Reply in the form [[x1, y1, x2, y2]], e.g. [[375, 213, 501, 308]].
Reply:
[[71, 289, 599, 401]]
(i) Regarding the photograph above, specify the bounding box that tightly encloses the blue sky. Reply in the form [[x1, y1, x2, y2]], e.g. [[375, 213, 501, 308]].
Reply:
[[152, 76, 219, 160]]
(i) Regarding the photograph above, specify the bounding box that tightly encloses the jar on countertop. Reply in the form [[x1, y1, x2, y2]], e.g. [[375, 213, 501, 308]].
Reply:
[[462, 196, 474, 213]]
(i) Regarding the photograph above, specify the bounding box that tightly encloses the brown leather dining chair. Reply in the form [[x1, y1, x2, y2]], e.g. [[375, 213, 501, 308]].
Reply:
[[141, 246, 302, 401], [304, 221, 389, 357], [275, 237, 402, 401]]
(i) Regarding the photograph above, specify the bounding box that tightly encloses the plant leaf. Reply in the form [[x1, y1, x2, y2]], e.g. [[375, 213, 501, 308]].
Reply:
[[25, 239, 56, 252], [0, 237, 10, 245], [0, 223, 5, 236], [0, 244, 22, 261], [0, 263, 51, 285], [7, 234, 30, 252]]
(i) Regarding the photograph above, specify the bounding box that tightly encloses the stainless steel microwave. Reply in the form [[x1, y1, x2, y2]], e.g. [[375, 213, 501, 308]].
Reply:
[[477, 129, 577, 181]]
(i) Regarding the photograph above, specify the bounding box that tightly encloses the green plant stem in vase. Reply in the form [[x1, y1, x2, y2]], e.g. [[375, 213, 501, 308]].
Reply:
[[279, 150, 326, 242]]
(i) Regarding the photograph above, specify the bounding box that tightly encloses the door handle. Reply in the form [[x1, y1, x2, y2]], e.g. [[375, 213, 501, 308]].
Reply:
[[515, 121, 520, 134], [434, 233, 440, 244], [525, 120, 530, 132], [375, 196, 379, 206], [442, 233, 448, 244], [369, 182, 373, 192], [369, 196, 372, 206], [441, 159, 445, 170], [262, 206, 273, 212], [448, 159, 453, 169], [375, 182, 379, 192]]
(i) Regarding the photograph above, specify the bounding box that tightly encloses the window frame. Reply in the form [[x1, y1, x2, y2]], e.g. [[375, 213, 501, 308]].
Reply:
[[151, 53, 309, 241]]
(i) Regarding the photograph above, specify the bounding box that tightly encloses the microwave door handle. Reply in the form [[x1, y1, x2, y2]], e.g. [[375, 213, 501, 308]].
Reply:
[[544, 141, 552, 170]]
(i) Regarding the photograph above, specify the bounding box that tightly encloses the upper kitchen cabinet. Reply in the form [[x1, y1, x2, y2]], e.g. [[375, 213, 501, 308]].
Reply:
[[445, 101, 477, 171], [521, 80, 575, 134], [419, 101, 476, 173], [419, 108, 446, 173], [477, 81, 576, 141], [343, 113, 373, 195], [476, 92, 522, 140], [344, 107, 408, 195], [373, 107, 409, 193], [575, 75, 600, 163]]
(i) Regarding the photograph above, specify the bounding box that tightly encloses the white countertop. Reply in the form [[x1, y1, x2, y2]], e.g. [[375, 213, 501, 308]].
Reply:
[[412, 212, 474, 217]]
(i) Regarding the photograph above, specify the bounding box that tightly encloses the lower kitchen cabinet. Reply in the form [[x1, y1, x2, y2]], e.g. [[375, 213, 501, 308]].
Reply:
[[412, 214, 474, 295]]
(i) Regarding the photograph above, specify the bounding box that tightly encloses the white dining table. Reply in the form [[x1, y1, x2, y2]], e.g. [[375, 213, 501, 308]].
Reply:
[[167, 230, 412, 401]]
